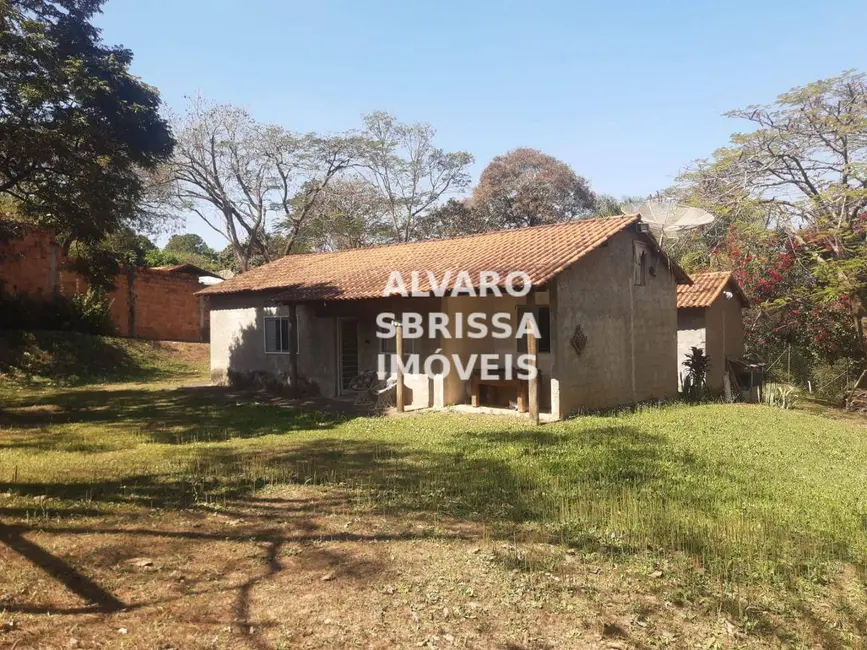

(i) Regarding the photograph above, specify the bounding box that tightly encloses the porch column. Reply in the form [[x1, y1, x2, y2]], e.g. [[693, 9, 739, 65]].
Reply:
[[395, 322, 405, 412], [528, 323, 540, 425], [288, 302, 299, 392], [526, 290, 540, 425]]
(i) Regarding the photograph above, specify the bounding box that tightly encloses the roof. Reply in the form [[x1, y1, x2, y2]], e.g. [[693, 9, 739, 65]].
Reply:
[[151, 264, 225, 280], [677, 271, 748, 309], [198, 215, 691, 301]]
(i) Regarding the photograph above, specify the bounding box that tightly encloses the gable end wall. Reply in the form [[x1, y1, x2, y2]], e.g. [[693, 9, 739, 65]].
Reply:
[[553, 230, 678, 415]]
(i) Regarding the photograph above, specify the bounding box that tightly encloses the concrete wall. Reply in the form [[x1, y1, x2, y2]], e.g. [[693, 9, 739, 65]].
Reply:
[[209, 293, 337, 395], [704, 293, 745, 391], [210, 294, 441, 406], [676, 309, 706, 389], [552, 230, 678, 416]]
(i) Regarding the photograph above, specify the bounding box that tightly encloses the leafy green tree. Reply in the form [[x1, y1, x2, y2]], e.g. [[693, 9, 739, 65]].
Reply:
[[471, 148, 595, 228], [66, 230, 156, 290], [594, 194, 648, 217], [416, 198, 491, 239], [725, 222, 861, 366], [144, 248, 186, 269], [0, 0, 174, 245], [164, 233, 216, 258], [680, 70, 867, 357], [138, 233, 219, 270], [216, 232, 292, 273]]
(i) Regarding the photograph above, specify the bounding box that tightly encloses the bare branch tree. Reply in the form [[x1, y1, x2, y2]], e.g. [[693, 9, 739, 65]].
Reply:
[[165, 97, 361, 271], [683, 71, 867, 232], [269, 131, 365, 255], [679, 70, 867, 355], [360, 112, 473, 243]]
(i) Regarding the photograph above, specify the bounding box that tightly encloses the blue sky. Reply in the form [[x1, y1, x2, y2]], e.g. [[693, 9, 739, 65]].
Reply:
[[96, 0, 866, 249]]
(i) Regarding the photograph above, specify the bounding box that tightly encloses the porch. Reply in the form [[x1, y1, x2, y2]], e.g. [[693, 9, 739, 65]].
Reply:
[[281, 291, 557, 423]]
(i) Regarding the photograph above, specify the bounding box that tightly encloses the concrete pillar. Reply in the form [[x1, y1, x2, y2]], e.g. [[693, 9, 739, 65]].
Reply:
[[527, 290, 539, 425], [288, 302, 299, 391], [395, 322, 405, 412]]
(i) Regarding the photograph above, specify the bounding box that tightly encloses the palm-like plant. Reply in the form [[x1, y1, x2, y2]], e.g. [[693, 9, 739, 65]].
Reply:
[[682, 347, 710, 401]]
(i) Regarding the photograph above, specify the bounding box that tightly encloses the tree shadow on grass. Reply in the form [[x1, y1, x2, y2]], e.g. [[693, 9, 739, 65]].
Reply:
[[0, 384, 356, 446], [2, 379, 867, 646], [1, 419, 866, 648]]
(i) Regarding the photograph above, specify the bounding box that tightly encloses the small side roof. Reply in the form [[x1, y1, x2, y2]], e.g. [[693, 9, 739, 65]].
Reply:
[[198, 215, 691, 302], [677, 271, 748, 309], [151, 264, 225, 280]]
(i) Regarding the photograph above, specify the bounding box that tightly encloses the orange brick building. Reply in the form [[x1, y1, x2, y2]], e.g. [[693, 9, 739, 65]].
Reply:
[[0, 226, 217, 342]]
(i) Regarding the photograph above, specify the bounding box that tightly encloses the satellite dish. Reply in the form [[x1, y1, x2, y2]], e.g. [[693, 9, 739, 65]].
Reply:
[[626, 199, 715, 242]]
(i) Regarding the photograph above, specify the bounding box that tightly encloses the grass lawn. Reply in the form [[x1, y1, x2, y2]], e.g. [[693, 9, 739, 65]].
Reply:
[[0, 345, 866, 648]]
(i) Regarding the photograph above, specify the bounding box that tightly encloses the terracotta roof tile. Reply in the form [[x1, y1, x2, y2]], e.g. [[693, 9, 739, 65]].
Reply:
[[199, 215, 689, 301], [677, 271, 748, 308]]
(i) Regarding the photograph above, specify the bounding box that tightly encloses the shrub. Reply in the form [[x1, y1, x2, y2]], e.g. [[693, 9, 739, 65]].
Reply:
[[681, 347, 710, 402], [0, 288, 115, 335], [809, 359, 857, 401]]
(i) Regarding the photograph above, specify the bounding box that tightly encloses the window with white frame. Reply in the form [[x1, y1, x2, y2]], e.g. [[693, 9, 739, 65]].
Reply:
[[264, 316, 299, 354]]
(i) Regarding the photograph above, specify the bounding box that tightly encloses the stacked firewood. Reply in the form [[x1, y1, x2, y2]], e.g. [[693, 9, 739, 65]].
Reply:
[[844, 388, 867, 412]]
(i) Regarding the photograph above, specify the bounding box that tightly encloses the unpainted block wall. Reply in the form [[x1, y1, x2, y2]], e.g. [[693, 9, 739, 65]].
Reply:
[[0, 227, 208, 341], [553, 230, 678, 416], [704, 294, 745, 391]]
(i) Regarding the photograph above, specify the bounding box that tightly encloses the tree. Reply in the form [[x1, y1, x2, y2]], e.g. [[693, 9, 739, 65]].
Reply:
[[594, 194, 648, 218], [216, 232, 291, 274], [167, 98, 360, 272], [0, 0, 174, 245], [725, 222, 860, 365], [471, 148, 596, 228], [165, 233, 216, 258], [142, 232, 220, 270], [66, 229, 156, 290], [681, 70, 867, 357], [361, 112, 473, 243], [416, 198, 490, 239], [290, 177, 391, 251]]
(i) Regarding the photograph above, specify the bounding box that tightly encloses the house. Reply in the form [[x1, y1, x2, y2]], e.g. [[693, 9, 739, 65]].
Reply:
[[676, 271, 748, 392], [198, 215, 691, 419]]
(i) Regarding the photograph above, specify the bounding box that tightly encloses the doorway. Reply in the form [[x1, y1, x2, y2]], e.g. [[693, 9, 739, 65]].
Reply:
[[337, 318, 359, 394]]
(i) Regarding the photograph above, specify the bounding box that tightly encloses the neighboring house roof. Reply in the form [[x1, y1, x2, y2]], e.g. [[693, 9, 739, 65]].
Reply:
[[151, 264, 225, 280], [198, 215, 691, 302], [677, 271, 748, 308]]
